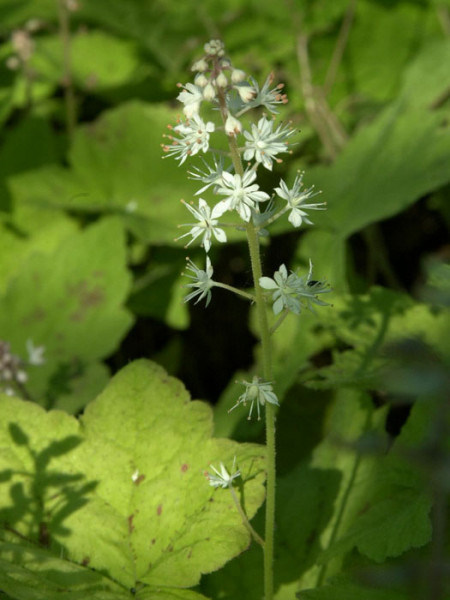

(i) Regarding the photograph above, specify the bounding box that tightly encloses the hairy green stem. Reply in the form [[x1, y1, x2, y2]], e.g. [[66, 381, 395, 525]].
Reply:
[[229, 485, 265, 548], [213, 281, 255, 302], [217, 87, 276, 600]]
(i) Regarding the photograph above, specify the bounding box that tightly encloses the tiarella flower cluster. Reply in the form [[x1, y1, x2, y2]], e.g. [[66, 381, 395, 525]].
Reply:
[[164, 38, 332, 434]]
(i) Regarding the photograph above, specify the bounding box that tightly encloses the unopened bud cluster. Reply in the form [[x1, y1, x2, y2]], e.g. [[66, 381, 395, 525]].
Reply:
[[5, 19, 43, 71], [0, 339, 45, 398], [0, 341, 28, 397]]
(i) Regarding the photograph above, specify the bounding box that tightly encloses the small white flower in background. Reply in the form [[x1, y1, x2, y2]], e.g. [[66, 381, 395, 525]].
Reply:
[[188, 156, 227, 195], [275, 173, 326, 227], [229, 376, 279, 421], [215, 169, 270, 222], [183, 256, 215, 306], [206, 458, 241, 488], [243, 116, 295, 171], [26, 339, 46, 366], [176, 82, 204, 118], [176, 198, 227, 252], [125, 200, 138, 213], [131, 469, 140, 483]]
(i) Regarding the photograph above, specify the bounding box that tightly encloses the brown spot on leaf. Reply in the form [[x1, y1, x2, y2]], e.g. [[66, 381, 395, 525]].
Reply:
[[151, 538, 156, 545], [68, 280, 105, 321], [81, 556, 90, 566], [134, 474, 145, 486], [22, 307, 47, 327], [128, 514, 135, 534], [181, 463, 189, 472], [157, 504, 162, 516]]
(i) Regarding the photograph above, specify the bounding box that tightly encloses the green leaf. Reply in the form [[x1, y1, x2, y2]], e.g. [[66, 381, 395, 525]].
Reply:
[[0, 205, 77, 295], [0, 116, 60, 211], [0, 360, 265, 594], [308, 102, 450, 240], [303, 389, 432, 579], [0, 217, 133, 405], [298, 578, 408, 600], [9, 102, 211, 245], [31, 31, 142, 93], [0, 541, 126, 600]]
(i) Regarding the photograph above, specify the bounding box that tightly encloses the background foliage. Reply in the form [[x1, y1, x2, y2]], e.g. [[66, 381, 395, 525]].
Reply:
[[0, 0, 449, 599]]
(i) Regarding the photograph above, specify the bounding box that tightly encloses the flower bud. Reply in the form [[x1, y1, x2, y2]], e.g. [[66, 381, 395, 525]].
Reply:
[[225, 113, 242, 136], [236, 84, 256, 103], [194, 73, 208, 87], [203, 82, 216, 101], [191, 58, 208, 72], [216, 72, 228, 88], [231, 69, 246, 83]]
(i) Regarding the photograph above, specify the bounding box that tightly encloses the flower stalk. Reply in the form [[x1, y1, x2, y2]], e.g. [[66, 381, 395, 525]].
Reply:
[[163, 38, 331, 600]]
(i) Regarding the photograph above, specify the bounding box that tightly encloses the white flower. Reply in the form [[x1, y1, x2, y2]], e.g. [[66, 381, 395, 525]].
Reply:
[[224, 113, 242, 136], [215, 169, 270, 222], [125, 200, 138, 213], [229, 376, 279, 420], [176, 82, 203, 118], [206, 458, 241, 488], [260, 264, 302, 315], [275, 173, 326, 227], [260, 261, 331, 315], [243, 116, 295, 170], [248, 73, 288, 114], [163, 114, 215, 165], [188, 156, 227, 195], [177, 198, 227, 252], [183, 257, 215, 306], [26, 339, 45, 365]]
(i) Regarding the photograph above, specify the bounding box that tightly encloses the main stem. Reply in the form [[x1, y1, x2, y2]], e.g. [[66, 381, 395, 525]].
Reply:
[[218, 91, 276, 600]]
